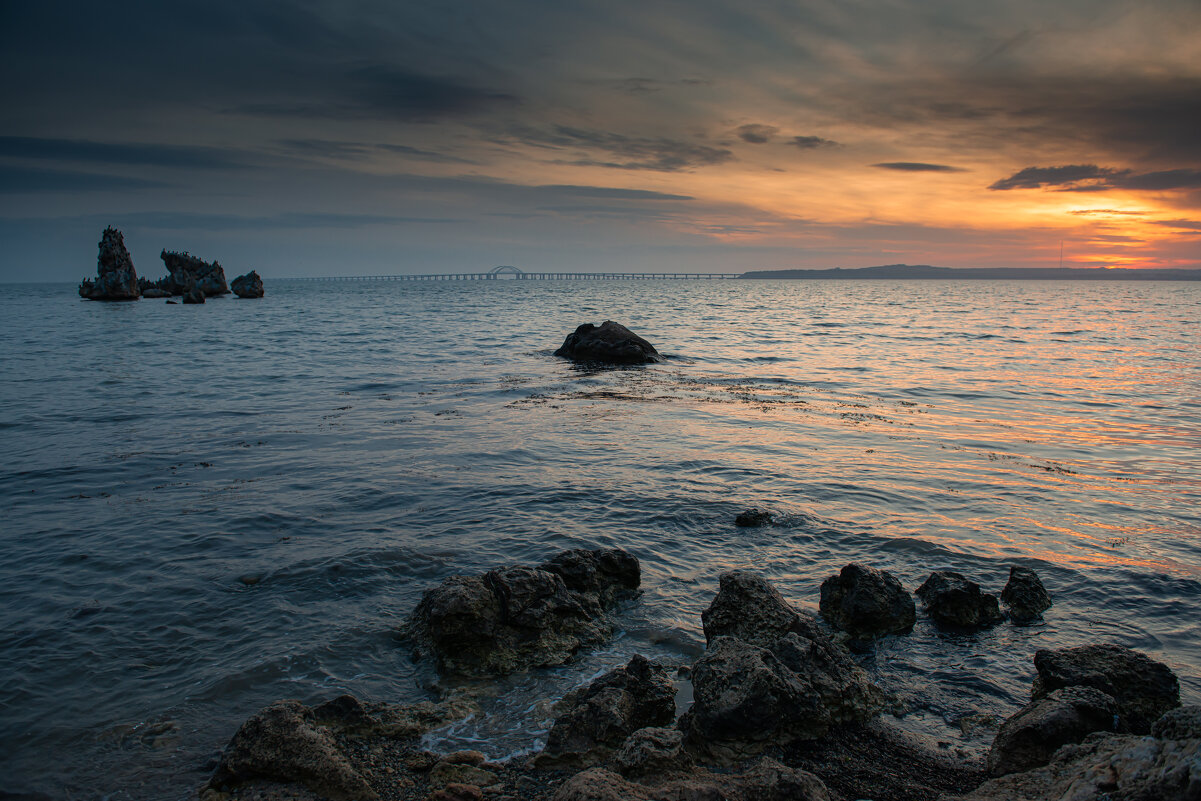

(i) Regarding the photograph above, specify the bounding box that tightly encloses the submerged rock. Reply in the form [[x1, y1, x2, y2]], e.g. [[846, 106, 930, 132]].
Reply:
[[161, 249, 229, 297], [553, 321, 661, 364], [405, 548, 640, 676], [534, 655, 676, 768], [1000, 566, 1052, 622], [819, 563, 915, 641], [79, 227, 140, 301], [232, 269, 265, 298], [1032, 643, 1180, 734], [915, 570, 1004, 629], [684, 572, 883, 761], [986, 686, 1118, 776], [734, 508, 774, 527]]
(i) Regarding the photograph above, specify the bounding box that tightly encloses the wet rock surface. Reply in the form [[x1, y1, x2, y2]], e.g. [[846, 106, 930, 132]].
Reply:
[[701, 570, 825, 648], [534, 655, 676, 768], [552, 758, 834, 801], [79, 227, 140, 301], [1153, 705, 1201, 740], [986, 686, 1119, 776], [948, 730, 1201, 801], [916, 570, 1004, 629], [405, 548, 640, 676], [231, 269, 265, 298], [553, 321, 662, 364], [612, 727, 692, 779], [1000, 566, 1052, 622], [819, 562, 916, 640], [1031, 643, 1181, 734], [685, 572, 883, 761]]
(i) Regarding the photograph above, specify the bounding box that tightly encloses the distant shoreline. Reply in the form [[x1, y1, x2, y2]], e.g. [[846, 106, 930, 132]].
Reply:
[[740, 264, 1201, 280]]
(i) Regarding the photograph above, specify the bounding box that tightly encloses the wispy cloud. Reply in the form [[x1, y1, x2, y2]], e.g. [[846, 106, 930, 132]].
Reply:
[[0, 136, 250, 169], [873, 162, 965, 172], [736, 124, 778, 144], [991, 165, 1201, 192], [502, 125, 733, 171], [790, 136, 839, 149]]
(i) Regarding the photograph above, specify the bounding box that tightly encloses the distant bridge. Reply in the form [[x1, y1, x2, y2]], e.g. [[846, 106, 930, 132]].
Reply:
[[292, 266, 744, 281]]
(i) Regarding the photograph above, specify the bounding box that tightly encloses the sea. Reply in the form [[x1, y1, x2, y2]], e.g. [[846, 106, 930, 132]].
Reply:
[[1, 277, 1199, 800]]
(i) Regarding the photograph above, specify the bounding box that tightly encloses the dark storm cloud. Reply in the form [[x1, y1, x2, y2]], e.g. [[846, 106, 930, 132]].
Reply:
[[990, 165, 1201, 192], [873, 162, 964, 172], [0, 165, 167, 192], [503, 126, 733, 171], [790, 136, 839, 149], [737, 124, 778, 144], [0, 136, 251, 169]]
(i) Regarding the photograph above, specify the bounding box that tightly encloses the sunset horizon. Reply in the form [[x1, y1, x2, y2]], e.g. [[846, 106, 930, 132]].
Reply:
[[2, 0, 1199, 281]]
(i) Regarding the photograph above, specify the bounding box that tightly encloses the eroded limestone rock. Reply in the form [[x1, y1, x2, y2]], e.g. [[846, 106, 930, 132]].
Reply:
[[553, 321, 661, 364], [819, 562, 916, 641], [915, 570, 1004, 629]]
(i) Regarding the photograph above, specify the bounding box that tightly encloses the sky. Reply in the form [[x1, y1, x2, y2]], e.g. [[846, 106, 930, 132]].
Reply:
[[2, 0, 1200, 280]]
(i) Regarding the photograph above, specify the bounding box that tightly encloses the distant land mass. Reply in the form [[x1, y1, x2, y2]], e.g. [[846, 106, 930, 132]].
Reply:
[[740, 264, 1201, 280]]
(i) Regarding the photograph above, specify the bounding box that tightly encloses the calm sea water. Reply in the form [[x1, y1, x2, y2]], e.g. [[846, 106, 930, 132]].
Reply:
[[1, 278, 1199, 799]]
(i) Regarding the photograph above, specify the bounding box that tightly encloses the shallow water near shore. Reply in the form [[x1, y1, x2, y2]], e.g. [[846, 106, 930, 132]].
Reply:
[[1, 278, 1199, 799]]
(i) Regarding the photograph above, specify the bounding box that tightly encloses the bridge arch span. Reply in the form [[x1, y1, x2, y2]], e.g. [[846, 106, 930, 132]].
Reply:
[[487, 265, 526, 278]]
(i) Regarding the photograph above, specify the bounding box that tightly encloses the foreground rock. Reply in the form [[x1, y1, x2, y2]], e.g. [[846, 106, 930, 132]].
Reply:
[[947, 728, 1201, 801], [683, 572, 883, 761], [232, 269, 265, 298], [161, 249, 230, 296], [916, 570, 1004, 629], [819, 562, 916, 641], [553, 321, 662, 364], [406, 548, 640, 676], [79, 227, 140, 300], [1032, 643, 1180, 734], [534, 655, 676, 768], [1000, 566, 1052, 622], [986, 686, 1118, 776], [553, 758, 833, 801]]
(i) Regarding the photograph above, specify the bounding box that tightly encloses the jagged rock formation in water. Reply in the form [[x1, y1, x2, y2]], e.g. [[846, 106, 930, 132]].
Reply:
[[231, 270, 265, 298], [159, 250, 229, 297], [78, 227, 140, 301]]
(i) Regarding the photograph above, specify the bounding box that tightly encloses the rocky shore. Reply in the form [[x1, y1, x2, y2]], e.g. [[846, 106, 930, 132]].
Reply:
[[197, 547, 1196, 801]]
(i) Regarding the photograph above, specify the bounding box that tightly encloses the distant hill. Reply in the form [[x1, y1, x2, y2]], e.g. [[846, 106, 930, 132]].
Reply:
[[739, 264, 1201, 280]]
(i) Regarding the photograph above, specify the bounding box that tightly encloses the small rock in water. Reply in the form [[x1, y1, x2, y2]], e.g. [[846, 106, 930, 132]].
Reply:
[[734, 508, 773, 527], [819, 562, 916, 640], [161, 249, 230, 297], [231, 269, 265, 298], [553, 320, 662, 364], [1000, 566, 1052, 622], [182, 287, 206, 304], [916, 570, 1004, 629]]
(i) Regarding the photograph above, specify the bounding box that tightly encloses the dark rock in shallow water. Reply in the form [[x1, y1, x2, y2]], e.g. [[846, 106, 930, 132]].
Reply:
[[231, 269, 265, 298], [701, 570, 824, 648], [405, 548, 640, 676], [534, 655, 676, 768], [161, 249, 229, 297], [182, 287, 206, 304], [554, 321, 661, 364], [685, 572, 882, 761], [819, 562, 915, 641], [79, 227, 140, 301], [141, 287, 171, 298], [915, 570, 1003, 629], [734, 507, 773, 527], [986, 686, 1118, 776], [1032, 643, 1180, 734], [1000, 565, 1052, 622]]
